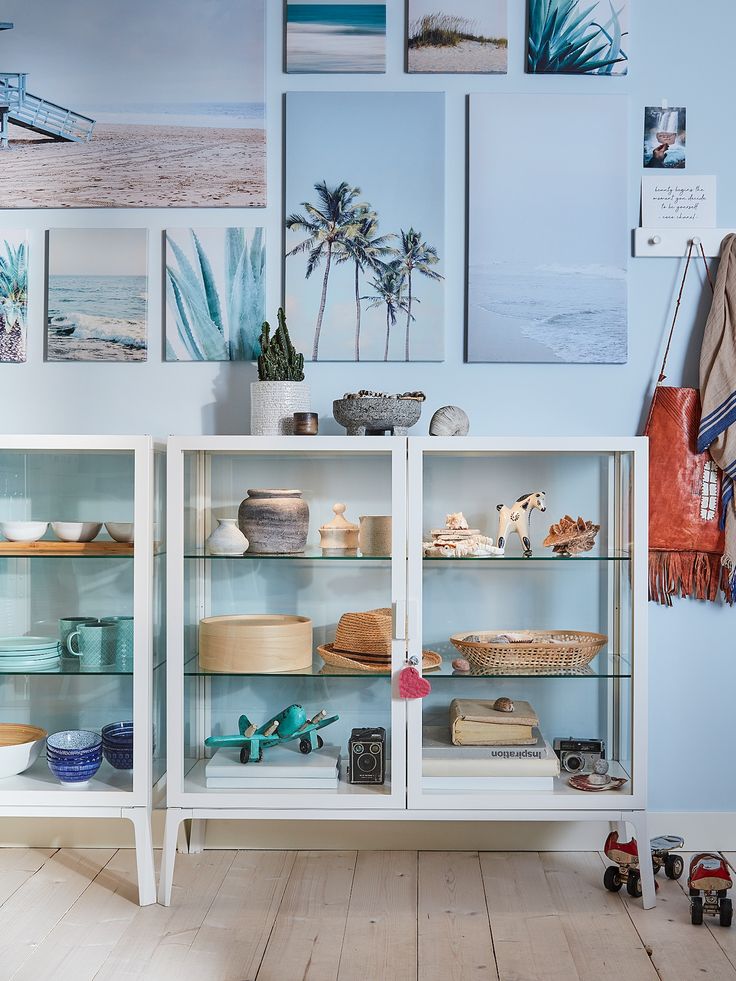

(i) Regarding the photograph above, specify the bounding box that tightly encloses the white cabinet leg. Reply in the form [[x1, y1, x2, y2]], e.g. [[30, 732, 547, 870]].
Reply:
[[123, 807, 156, 907], [188, 819, 207, 854], [629, 812, 656, 909], [609, 820, 627, 839], [159, 808, 188, 906]]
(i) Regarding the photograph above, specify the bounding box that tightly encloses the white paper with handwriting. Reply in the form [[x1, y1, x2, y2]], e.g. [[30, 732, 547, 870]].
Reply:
[[641, 175, 717, 227]]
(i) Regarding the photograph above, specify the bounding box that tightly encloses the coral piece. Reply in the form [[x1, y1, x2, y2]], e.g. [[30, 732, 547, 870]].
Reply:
[[423, 534, 501, 558], [257, 308, 305, 381], [543, 515, 601, 556]]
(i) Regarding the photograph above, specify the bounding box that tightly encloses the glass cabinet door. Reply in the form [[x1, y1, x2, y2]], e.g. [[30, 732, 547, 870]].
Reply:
[[0, 437, 158, 806], [168, 437, 406, 810], [407, 438, 646, 812]]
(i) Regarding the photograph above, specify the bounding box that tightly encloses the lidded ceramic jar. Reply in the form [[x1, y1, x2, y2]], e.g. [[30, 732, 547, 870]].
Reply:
[[206, 518, 249, 556], [318, 503, 359, 555], [238, 489, 309, 555]]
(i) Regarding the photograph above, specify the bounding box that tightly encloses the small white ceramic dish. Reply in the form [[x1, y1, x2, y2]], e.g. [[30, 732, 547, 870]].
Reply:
[[104, 522, 134, 543], [51, 522, 103, 543], [0, 724, 47, 778], [0, 636, 60, 652], [0, 521, 48, 543]]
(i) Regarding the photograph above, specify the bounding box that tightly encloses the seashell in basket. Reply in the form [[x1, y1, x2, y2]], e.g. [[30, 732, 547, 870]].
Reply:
[[450, 630, 608, 673]]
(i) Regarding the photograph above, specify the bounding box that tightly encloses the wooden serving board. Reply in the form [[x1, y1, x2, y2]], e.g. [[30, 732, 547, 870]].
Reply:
[[0, 541, 134, 556]]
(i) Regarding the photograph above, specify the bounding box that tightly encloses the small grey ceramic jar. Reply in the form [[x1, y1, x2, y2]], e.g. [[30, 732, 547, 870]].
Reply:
[[238, 489, 309, 554]]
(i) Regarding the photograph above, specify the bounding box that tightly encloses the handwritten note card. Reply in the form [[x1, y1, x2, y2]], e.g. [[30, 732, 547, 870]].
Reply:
[[641, 175, 717, 227]]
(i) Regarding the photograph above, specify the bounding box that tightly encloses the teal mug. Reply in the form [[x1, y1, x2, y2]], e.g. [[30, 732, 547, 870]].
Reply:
[[59, 617, 99, 658], [65, 620, 117, 667], [106, 616, 134, 669]]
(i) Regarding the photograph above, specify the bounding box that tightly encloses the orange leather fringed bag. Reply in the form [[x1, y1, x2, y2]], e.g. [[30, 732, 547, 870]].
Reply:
[[645, 243, 732, 605]]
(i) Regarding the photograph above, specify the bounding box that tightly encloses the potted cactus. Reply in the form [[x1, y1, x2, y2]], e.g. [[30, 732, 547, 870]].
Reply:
[[250, 308, 311, 435]]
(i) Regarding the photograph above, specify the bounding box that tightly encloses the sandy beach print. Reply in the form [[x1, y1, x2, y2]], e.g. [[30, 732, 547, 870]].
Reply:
[[47, 229, 148, 362], [408, 0, 507, 74], [0, 0, 265, 208], [287, 1, 386, 73]]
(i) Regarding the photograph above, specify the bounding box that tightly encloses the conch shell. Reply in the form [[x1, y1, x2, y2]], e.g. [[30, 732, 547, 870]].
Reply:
[[543, 515, 600, 555], [445, 512, 469, 531]]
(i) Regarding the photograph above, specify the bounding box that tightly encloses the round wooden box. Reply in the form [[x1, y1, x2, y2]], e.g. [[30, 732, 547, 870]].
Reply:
[[199, 615, 313, 673]]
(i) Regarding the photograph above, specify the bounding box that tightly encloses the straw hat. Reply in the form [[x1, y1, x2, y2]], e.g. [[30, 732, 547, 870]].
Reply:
[[318, 608, 441, 673]]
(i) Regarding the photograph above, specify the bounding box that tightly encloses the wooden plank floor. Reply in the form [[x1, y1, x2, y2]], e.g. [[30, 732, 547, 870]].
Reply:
[[0, 849, 733, 981]]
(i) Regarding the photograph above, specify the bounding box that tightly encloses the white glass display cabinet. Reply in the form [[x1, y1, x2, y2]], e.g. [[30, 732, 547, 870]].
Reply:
[[407, 437, 653, 907], [0, 436, 165, 906], [160, 436, 408, 905], [160, 435, 653, 910]]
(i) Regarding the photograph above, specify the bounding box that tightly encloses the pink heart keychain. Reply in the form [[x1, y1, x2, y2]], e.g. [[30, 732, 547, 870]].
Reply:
[[399, 665, 431, 699]]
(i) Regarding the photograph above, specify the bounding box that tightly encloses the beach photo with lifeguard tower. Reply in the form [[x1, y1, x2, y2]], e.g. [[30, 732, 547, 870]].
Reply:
[[0, 0, 265, 208]]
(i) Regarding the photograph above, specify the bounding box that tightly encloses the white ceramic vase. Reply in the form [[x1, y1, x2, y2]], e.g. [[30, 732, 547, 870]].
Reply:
[[250, 381, 311, 436], [206, 518, 249, 556]]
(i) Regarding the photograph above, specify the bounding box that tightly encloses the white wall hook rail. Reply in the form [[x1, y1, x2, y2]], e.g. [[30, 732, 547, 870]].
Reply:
[[634, 228, 736, 258]]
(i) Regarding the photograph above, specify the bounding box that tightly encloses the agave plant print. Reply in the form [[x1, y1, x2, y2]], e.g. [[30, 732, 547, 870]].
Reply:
[[527, 0, 629, 75], [0, 231, 28, 363], [165, 228, 266, 361], [285, 92, 445, 362]]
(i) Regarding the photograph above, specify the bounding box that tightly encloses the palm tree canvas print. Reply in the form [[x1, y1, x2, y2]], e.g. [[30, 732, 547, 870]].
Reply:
[[165, 228, 266, 362], [467, 94, 627, 363], [0, 231, 28, 363], [527, 0, 628, 75], [285, 92, 445, 362]]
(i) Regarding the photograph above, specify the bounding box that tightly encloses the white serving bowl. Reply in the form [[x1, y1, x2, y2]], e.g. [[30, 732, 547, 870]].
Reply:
[[0, 724, 47, 778], [0, 521, 48, 543], [51, 522, 103, 543], [105, 522, 134, 543]]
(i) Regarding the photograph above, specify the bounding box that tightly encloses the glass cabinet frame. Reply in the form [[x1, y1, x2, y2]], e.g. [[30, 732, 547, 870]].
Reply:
[[0, 435, 164, 906]]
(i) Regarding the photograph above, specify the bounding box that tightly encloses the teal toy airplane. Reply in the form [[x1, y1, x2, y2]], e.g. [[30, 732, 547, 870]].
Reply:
[[204, 704, 339, 764]]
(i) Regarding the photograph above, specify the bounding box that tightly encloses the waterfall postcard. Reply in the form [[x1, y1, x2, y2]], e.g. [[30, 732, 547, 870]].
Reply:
[[285, 91, 445, 363], [467, 94, 628, 364], [0, 0, 265, 208], [46, 229, 148, 362]]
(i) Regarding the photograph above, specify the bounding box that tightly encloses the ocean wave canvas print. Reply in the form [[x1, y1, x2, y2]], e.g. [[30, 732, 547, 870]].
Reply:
[[0, 0, 265, 207], [286, 92, 445, 362], [0, 231, 28, 363], [527, 0, 628, 75], [467, 94, 627, 364], [46, 229, 148, 362], [408, 0, 507, 74], [165, 228, 266, 362], [286, 1, 386, 73]]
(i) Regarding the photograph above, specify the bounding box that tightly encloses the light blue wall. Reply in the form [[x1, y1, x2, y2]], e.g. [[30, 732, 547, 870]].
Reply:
[[0, 0, 733, 811]]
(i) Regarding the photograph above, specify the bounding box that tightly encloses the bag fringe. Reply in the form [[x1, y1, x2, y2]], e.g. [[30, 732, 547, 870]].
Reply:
[[649, 550, 734, 606]]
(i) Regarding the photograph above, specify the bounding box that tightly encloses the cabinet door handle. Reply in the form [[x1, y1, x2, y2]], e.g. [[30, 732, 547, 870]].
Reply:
[[392, 600, 406, 640]]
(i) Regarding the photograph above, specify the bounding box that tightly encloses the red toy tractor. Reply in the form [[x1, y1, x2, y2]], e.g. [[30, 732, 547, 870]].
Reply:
[[688, 853, 733, 927], [603, 832, 684, 898]]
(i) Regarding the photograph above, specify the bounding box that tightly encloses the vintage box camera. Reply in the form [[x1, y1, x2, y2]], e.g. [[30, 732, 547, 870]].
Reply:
[[347, 727, 386, 785], [553, 737, 605, 774]]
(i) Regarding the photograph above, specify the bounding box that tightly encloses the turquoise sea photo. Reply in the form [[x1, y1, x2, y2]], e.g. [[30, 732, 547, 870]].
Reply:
[[286, 1, 386, 73], [46, 229, 148, 362]]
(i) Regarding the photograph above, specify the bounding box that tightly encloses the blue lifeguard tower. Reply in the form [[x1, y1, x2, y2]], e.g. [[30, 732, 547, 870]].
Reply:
[[0, 21, 95, 148]]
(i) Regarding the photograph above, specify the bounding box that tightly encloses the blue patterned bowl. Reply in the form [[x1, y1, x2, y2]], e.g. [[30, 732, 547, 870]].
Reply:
[[47, 730, 101, 754], [46, 730, 102, 784], [102, 721, 133, 770]]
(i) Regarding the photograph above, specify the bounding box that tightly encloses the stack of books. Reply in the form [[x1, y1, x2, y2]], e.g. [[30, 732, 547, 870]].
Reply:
[[450, 698, 539, 746], [205, 742, 340, 790], [423, 725, 560, 791]]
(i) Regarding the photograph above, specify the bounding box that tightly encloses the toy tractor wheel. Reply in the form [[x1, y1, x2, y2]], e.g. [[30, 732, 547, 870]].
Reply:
[[689, 887, 700, 896], [665, 855, 684, 880], [626, 870, 642, 898], [316, 735, 324, 749], [299, 738, 312, 755], [691, 897, 704, 925], [720, 898, 733, 928], [604, 866, 623, 892], [239, 746, 251, 764]]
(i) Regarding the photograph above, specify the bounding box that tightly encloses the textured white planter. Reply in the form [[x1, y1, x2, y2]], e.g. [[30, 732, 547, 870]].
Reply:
[[250, 381, 311, 436]]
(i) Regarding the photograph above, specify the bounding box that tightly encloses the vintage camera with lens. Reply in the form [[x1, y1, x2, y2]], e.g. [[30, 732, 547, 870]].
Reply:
[[347, 727, 386, 785], [553, 737, 605, 774]]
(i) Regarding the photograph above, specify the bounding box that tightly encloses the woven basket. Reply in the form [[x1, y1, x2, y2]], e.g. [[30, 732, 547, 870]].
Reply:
[[450, 630, 607, 673], [334, 607, 392, 656]]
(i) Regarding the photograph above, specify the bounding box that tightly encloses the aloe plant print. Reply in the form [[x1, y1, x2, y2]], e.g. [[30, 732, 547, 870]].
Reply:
[[0, 236, 28, 364], [165, 228, 266, 362], [527, 0, 628, 75]]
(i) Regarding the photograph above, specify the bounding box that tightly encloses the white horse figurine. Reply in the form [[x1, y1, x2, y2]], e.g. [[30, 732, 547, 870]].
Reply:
[[496, 492, 547, 557]]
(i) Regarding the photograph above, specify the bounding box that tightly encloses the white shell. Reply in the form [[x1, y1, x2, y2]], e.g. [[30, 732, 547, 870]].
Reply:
[[429, 405, 470, 437]]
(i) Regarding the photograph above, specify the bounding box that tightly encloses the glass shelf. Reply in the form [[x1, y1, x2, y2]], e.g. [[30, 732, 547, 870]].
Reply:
[[184, 547, 389, 561], [0, 660, 140, 676], [184, 653, 394, 678], [423, 553, 630, 563], [184, 549, 629, 563]]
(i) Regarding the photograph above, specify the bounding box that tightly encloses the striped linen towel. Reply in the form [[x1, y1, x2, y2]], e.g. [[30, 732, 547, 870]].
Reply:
[[698, 233, 736, 591]]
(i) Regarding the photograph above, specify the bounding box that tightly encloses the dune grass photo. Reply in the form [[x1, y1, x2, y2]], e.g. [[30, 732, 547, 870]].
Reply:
[[165, 227, 266, 362], [407, 2, 507, 73]]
